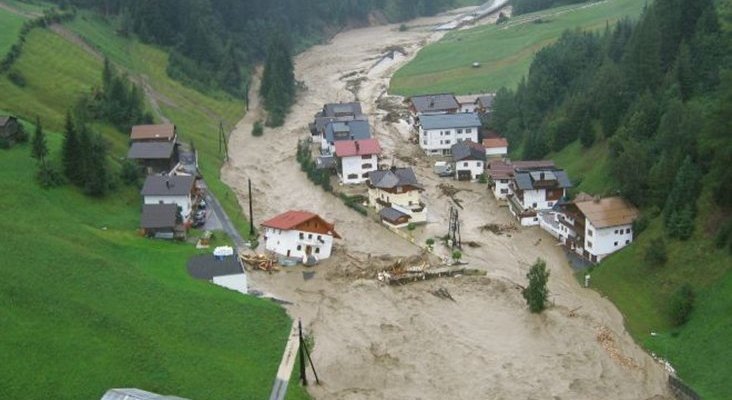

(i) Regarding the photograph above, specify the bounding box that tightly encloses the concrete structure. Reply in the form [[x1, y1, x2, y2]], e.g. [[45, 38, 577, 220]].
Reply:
[[321, 119, 371, 154], [261, 211, 341, 261], [451, 140, 486, 181], [368, 167, 426, 227], [334, 138, 381, 184], [140, 175, 197, 220], [418, 113, 481, 156], [482, 137, 508, 159]]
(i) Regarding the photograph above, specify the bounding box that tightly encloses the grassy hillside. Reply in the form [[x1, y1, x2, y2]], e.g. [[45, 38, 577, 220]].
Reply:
[[0, 8, 310, 400], [0, 7, 26, 55], [390, 0, 646, 96], [0, 135, 309, 399]]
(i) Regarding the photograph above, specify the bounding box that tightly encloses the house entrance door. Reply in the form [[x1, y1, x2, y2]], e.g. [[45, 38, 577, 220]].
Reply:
[[305, 245, 312, 255]]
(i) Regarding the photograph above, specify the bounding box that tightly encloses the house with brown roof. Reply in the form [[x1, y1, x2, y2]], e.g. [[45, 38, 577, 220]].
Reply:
[[261, 210, 341, 262], [127, 141, 179, 174], [482, 137, 508, 159], [0, 115, 20, 145], [130, 123, 177, 142]]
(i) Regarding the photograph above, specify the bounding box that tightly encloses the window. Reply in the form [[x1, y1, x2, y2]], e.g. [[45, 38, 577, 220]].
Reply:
[[362, 163, 373, 169], [532, 202, 537, 208], [317, 235, 322, 241], [463, 162, 468, 167], [308, 234, 313, 239], [614, 241, 618, 246], [423, 140, 427, 146], [625, 240, 630, 244], [477, 162, 482, 167], [361, 155, 371, 160], [457, 129, 463, 134], [626, 228, 631, 234], [297, 245, 302, 250], [440, 131, 444, 136], [299, 232, 304, 239], [315, 248, 320, 254], [500, 188, 508, 194], [466, 128, 472, 133], [588, 230, 593, 237], [548, 202, 553, 207], [614, 229, 618, 234], [347, 173, 358, 179], [587, 241, 593, 248]]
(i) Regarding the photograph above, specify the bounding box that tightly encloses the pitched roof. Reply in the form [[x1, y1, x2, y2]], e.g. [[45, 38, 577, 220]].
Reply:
[[487, 159, 514, 179], [187, 254, 243, 280], [452, 140, 486, 161], [482, 137, 508, 149], [324, 120, 371, 142], [476, 95, 495, 109], [379, 207, 410, 223], [127, 141, 176, 160], [575, 197, 639, 228], [368, 167, 422, 189], [140, 175, 195, 196], [0, 115, 15, 127], [313, 114, 366, 133], [410, 93, 459, 113], [512, 160, 556, 170], [334, 138, 381, 157], [420, 113, 481, 130], [140, 204, 178, 229], [130, 124, 176, 141], [261, 210, 341, 238], [323, 102, 363, 117], [514, 169, 572, 190]]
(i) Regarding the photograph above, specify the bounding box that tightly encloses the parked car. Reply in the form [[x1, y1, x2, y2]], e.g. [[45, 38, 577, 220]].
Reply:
[[433, 161, 453, 177]]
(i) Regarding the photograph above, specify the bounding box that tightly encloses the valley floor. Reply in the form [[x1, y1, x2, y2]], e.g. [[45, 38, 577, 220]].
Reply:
[[222, 7, 672, 400]]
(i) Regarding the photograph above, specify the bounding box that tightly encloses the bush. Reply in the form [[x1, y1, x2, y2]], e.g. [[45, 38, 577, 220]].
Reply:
[[715, 220, 732, 254], [426, 238, 435, 246], [645, 237, 668, 266], [452, 250, 462, 261], [251, 121, 263, 136], [7, 69, 26, 87], [633, 213, 651, 237], [496, 12, 509, 24], [478, 174, 487, 184], [407, 222, 416, 231], [522, 259, 550, 313], [15, 124, 28, 143], [0, 137, 9, 149], [120, 159, 142, 186], [669, 283, 695, 326], [399, 23, 408, 32], [36, 163, 64, 188]]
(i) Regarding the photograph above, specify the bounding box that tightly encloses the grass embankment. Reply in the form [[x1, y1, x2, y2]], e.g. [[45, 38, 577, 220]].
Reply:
[[0, 138, 303, 399], [390, 0, 645, 96], [0, 12, 311, 400]]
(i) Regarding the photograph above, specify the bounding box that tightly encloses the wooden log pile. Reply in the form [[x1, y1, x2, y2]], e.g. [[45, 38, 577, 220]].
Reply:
[[240, 253, 279, 272]]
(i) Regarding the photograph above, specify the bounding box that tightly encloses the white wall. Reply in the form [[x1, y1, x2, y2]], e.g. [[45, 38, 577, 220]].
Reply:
[[212, 273, 248, 294], [418, 126, 479, 155], [519, 189, 561, 211], [486, 147, 507, 157], [263, 227, 334, 259], [585, 221, 633, 260], [455, 159, 484, 180], [341, 154, 377, 184], [492, 179, 511, 200], [143, 195, 192, 219], [368, 187, 427, 223], [459, 104, 477, 113]]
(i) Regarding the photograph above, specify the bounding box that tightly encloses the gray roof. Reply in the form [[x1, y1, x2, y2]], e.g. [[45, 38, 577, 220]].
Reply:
[[101, 388, 190, 400], [316, 155, 336, 170], [127, 141, 176, 160], [476, 95, 495, 108], [368, 168, 422, 189], [0, 116, 14, 127], [379, 207, 410, 223], [410, 94, 459, 113], [323, 102, 363, 117], [451, 140, 486, 161], [420, 113, 481, 130], [140, 204, 178, 229], [313, 114, 367, 134], [515, 169, 572, 191], [141, 175, 195, 196], [324, 119, 371, 143], [187, 254, 243, 280]]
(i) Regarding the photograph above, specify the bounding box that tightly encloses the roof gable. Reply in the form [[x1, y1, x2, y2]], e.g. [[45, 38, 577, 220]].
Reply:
[[420, 113, 481, 130], [261, 210, 341, 238], [334, 138, 382, 157], [130, 124, 176, 141]]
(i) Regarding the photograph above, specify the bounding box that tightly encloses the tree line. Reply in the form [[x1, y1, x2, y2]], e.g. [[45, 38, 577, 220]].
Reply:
[[490, 0, 731, 245], [46, 0, 460, 98]]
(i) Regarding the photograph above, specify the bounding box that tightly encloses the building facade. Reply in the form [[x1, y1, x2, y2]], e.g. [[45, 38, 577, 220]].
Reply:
[[367, 168, 427, 227], [261, 211, 340, 260], [418, 113, 481, 156]]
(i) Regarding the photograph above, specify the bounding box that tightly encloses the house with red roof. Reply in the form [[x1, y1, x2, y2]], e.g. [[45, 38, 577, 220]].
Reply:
[[260, 210, 341, 262], [334, 138, 381, 184]]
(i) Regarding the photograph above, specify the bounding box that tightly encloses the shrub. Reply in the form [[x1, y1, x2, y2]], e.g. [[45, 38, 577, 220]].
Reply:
[[36, 163, 64, 188], [496, 12, 508, 24], [120, 159, 142, 186], [407, 223, 416, 231], [452, 250, 462, 261], [633, 213, 651, 237], [7, 69, 26, 87], [644, 237, 668, 266], [399, 23, 408, 32], [669, 283, 695, 326], [478, 174, 487, 184], [251, 121, 263, 136], [0, 137, 9, 149], [15, 124, 28, 143], [522, 259, 550, 313], [426, 238, 435, 246]]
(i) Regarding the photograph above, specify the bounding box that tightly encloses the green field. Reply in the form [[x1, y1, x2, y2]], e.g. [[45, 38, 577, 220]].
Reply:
[[0, 10, 310, 400], [390, 0, 646, 96], [0, 136, 309, 399], [0, 7, 26, 55]]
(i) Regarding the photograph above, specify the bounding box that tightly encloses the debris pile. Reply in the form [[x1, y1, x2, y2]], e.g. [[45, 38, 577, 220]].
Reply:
[[479, 223, 517, 235], [430, 287, 456, 301], [596, 326, 639, 369], [240, 253, 279, 272]]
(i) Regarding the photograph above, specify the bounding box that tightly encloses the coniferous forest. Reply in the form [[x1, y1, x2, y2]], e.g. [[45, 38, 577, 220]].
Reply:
[[490, 0, 732, 247]]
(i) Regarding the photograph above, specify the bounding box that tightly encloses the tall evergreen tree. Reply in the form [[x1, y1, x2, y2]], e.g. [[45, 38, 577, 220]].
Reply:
[[31, 117, 48, 163], [84, 134, 109, 197], [663, 156, 702, 239], [61, 112, 83, 184]]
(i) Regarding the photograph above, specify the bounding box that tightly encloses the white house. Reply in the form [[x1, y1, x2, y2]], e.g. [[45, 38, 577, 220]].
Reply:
[[455, 95, 478, 113], [408, 93, 459, 119], [507, 167, 572, 226], [451, 140, 486, 181], [261, 210, 341, 261], [368, 167, 426, 228], [418, 113, 481, 156], [321, 119, 371, 154], [141, 175, 197, 220], [572, 197, 639, 263], [310, 102, 366, 143], [488, 160, 555, 200], [482, 137, 508, 159], [334, 138, 381, 184]]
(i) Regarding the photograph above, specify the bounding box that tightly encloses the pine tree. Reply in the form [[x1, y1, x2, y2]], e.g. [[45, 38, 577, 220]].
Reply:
[[102, 56, 113, 93], [84, 134, 109, 197], [522, 259, 550, 313], [77, 124, 92, 188], [31, 116, 48, 163], [663, 156, 702, 239], [61, 112, 83, 184]]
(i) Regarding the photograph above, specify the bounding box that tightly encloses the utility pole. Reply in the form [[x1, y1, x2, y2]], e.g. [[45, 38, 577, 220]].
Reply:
[[298, 319, 320, 386], [219, 121, 229, 162], [248, 179, 255, 236]]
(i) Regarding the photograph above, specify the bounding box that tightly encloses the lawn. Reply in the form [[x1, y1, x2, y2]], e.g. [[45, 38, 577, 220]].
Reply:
[[0, 6, 26, 56], [390, 0, 646, 96], [549, 139, 616, 196], [0, 137, 310, 400], [589, 193, 732, 400]]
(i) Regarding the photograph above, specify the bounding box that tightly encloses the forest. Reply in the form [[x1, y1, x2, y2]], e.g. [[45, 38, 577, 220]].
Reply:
[[50, 0, 461, 97], [490, 0, 732, 248]]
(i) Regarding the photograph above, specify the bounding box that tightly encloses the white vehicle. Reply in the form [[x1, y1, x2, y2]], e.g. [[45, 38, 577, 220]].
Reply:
[[433, 161, 453, 177]]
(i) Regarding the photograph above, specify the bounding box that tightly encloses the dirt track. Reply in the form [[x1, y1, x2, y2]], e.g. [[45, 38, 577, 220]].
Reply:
[[222, 8, 671, 400]]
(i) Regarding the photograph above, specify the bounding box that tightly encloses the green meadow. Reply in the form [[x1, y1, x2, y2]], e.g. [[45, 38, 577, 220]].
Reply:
[[390, 0, 646, 96], [0, 6, 26, 55]]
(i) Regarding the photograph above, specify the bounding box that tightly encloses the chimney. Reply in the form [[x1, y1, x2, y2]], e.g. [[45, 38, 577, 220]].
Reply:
[[539, 172, 545, 181]]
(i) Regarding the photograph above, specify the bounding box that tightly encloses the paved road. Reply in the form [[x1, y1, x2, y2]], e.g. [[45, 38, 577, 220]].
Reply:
[[204, 188, 246, 249], [269, 322, 301, 400]]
